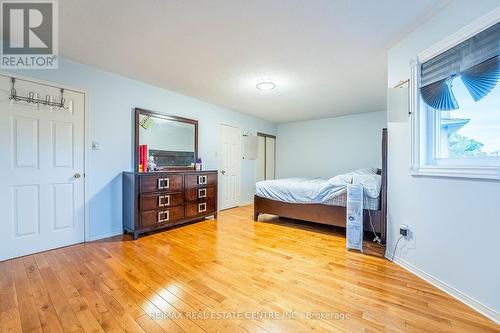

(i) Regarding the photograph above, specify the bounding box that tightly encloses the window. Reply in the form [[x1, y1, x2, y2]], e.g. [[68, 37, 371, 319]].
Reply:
[[410, 12, 500, 180]]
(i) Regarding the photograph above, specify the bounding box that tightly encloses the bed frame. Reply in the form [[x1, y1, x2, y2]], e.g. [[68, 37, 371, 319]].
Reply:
[[254, 128, 388, 244]]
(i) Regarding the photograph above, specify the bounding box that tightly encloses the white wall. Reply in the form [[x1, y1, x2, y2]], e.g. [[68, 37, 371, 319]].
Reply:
[[6, 58, 276, 240], [387, 0, 500, 321], [276, 111, 387, 178]]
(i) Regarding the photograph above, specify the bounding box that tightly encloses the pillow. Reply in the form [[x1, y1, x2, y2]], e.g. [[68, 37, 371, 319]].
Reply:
[[350, 167, 379, 175], [326, 174, 353, 186]]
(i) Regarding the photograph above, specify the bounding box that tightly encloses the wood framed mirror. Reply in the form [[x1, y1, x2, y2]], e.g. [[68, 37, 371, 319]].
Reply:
[[134, 108, 198, 171]]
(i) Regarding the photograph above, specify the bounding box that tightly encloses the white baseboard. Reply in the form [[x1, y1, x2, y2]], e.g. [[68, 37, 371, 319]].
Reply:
[[87, 229, 123, 242], [386, 252, 499, 324]]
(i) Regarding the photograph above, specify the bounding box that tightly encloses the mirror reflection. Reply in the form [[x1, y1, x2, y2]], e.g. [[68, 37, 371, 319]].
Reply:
[[138, 114, 196, 168]]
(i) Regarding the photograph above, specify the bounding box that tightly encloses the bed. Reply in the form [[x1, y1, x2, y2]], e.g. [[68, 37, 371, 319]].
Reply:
[[253, 128, 387, 244]]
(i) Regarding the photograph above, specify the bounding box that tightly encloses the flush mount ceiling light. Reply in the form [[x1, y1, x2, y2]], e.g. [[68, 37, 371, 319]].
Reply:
[[256, 81, 276, 90]]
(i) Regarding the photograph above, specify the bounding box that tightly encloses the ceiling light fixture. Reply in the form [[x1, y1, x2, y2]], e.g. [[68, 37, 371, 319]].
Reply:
[[256, 81, 276, 90]]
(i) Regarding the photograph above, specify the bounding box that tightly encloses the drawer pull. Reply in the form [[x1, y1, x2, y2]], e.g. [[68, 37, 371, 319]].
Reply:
[[198, 188, 207, 198], [158, 210, 170, 222], [158, 195, 170, 207], [198, 202, 207, 213], [198, 175, 207, 185], [157, 178, 170, 189]]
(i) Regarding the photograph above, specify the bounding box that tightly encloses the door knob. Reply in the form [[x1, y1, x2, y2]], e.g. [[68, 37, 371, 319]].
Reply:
[[221, 170, 226, 175], [74, 173, 81, 179]]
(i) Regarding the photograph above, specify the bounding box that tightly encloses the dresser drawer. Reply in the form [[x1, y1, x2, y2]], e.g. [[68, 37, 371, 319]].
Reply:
[[139, 174, 183, 193], [124, 170, 218, 239], [140, 192, 184, 211], [185, 186, 216, 201], [140, 205, 184, 228], [185, 199, 216, 218], [184, 173, 217, 188]]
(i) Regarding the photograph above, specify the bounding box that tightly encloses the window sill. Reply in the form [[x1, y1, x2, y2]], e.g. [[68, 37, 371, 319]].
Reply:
[[410, 165, 500, 180]]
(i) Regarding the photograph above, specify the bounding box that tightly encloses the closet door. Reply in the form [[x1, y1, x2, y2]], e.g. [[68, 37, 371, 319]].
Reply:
[[265, 137, 276, 180], [257, 136, 266, 181], [257, 133, 276, 181]]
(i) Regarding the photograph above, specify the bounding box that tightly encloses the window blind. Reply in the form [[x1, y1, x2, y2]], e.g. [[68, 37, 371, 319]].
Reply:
[[420, 21, 500, 110]]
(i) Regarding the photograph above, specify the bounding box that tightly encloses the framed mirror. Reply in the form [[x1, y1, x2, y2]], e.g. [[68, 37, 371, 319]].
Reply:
[[134, 108, 198, 171]]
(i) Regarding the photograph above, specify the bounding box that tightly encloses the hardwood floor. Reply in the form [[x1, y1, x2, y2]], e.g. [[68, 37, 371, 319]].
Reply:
[[1, 205, 498, 333]]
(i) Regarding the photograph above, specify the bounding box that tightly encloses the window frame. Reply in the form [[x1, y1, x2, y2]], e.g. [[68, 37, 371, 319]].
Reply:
[[410, 8, 500, 181]]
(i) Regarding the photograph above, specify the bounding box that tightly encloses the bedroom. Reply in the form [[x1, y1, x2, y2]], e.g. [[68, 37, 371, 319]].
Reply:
[[0, 0, 499, 332]]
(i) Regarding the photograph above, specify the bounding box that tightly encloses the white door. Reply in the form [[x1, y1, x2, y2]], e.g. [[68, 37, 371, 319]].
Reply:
[[219, 124, 241, 210], [0, 76, 85, 261]]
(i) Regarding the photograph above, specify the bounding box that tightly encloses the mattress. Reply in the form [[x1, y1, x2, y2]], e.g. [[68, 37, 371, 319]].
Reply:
[[255, 168, 381, 210]]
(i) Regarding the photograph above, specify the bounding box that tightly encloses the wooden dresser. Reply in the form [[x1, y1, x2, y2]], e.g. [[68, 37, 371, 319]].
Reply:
[[123, 170, 217, 239]]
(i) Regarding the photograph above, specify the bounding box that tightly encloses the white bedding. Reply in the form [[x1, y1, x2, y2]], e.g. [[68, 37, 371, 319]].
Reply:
[[255, 168, 381, 206]]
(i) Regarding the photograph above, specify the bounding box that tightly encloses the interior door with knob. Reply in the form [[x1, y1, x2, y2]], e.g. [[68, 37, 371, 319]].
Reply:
[[0, 76, 85, 261], [219, 123, 241, 210]]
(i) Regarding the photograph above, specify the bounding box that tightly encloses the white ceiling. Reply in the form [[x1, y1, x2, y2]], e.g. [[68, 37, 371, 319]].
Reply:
[[59, 0, 449, 123]]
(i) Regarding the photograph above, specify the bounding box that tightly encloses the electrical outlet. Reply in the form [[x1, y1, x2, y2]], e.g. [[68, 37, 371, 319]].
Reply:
[[400, 224, 409, 238]]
